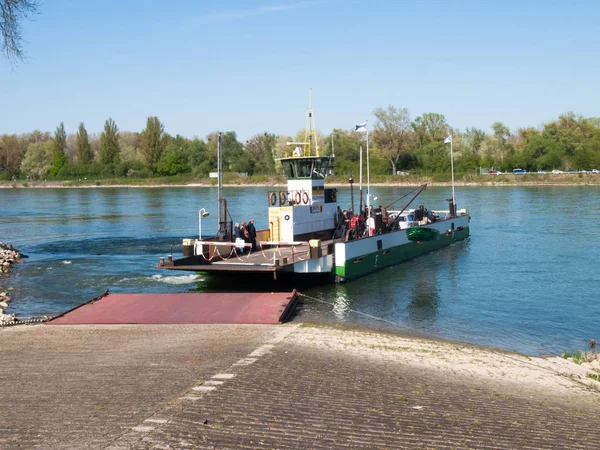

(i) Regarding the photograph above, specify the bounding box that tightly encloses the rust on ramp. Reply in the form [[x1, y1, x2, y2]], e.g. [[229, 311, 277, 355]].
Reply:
[[48, 291, 298, 325]]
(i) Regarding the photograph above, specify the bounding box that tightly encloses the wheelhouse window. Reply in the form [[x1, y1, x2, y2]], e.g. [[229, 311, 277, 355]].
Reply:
[[280, 158, 325, 179]]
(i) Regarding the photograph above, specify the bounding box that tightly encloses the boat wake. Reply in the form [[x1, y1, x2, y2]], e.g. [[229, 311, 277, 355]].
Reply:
[[150, 274, 202, 285]]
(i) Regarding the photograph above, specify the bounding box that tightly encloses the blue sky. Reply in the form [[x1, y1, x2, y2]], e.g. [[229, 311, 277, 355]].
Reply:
[[1, 0, 599, 141]]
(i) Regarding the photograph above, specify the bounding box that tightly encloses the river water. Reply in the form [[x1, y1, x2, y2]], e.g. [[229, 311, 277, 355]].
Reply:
[[1, 185, 599, 355]]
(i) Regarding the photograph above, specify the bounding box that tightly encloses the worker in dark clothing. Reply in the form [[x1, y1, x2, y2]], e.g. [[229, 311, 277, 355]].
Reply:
[[247, 218, 257, 251], [239, 221, 250, 253]]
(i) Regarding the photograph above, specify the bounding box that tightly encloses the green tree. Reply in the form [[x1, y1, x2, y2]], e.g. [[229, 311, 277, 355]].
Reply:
[[244, 132, 277, 175], [464, 128, 486, 154], [542, 113, 596, 158], [412, 113, 448, 147], [206, 131, 244, 172], [186, 138, 210, 175], [140, 116, 165, 174], [54, 122, 66, 153], [76, 122, 92, 164], [157, 151, 189, 176], [1, 134, 20, 174], [491, 122, 510, 144], [99, 118, 120, 166], [50, 122, 67, 175], [20, 140, 54, 179], [373, 105, 415, 174]]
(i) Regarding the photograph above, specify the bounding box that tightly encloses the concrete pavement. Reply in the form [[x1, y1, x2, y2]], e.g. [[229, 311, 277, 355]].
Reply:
[[1, 323, 599, 449]]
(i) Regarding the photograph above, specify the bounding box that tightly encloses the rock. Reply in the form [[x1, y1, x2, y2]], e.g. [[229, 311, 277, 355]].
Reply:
[[0, 301, 8, 309], [0, 313, 16, 324]]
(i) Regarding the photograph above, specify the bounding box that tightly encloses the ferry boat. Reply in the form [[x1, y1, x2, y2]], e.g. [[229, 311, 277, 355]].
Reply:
[[158, 98, 470, 282]]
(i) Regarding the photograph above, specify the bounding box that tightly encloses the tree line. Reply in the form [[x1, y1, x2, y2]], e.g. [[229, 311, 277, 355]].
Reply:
[[2, 110, 600, 181]]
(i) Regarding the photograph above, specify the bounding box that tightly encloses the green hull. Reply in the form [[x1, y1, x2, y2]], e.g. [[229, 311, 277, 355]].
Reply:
[[335, 226, 469, 280], [406, 226, 440, 242]]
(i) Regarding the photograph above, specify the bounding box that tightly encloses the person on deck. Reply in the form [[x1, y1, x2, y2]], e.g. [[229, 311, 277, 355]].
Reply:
[[247, 218, 257, 251], [349, 214, 359, 240], [239, 222, 250, 253]]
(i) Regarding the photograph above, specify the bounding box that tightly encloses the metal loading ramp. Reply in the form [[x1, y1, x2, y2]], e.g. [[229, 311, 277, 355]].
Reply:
[[48, 291, 298, 325]]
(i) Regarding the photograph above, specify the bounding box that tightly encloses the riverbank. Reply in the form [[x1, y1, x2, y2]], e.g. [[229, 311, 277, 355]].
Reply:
[[1, 322, 598, 449], [0, 242, 24, 325], [2, 173, 600, 188]]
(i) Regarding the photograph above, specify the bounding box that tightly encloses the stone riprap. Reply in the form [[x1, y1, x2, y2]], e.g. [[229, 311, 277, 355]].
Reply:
[[0, 242, 23, 325]]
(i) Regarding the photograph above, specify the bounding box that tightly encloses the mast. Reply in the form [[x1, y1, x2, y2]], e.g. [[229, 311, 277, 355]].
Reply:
[[366, 121, 370, 219], [217, 132, 226, 239], [304, 88, 318, 156], [287, 89, 318, 157], [217, 132, 223, 210], [359, 145, 363, 215], [450, 134, 455, 212], [331, 133, 335, 158], [444, 133, 456, 216]]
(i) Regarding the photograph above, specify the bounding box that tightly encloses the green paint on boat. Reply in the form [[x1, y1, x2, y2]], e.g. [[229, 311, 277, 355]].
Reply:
[[335, 226, 469, 280], [406, 226, 440, 242]]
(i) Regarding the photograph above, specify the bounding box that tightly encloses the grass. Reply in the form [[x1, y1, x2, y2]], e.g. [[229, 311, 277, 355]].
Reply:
[[561, 350, 598, 364]]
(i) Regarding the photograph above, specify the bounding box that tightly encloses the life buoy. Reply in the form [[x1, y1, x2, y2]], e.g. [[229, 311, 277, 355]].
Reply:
[[331, 188, 337, 202], [279, 191, 287, 206], [294, 191, 302, 205], [302, 191, 309, 205], [269, 192, 277, 206]]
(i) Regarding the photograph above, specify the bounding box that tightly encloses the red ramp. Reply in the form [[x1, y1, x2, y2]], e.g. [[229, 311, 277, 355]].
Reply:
[[48, 291, 298, 325]]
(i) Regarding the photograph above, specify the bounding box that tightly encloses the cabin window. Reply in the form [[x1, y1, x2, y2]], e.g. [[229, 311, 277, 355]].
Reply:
[[451, 222, 455, 230], [377, 240, 383, 250], [282, 161, 295, 178], [311, 159, 324, 178], [280, 158, 326, 179]]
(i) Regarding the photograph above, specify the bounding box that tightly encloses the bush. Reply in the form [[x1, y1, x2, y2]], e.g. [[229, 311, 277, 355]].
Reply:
[[157, 151, 190, 176]]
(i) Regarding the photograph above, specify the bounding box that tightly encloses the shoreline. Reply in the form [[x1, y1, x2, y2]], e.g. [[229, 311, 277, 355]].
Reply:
[[0, 242, 23, 325], [2, 179, 600, 189]]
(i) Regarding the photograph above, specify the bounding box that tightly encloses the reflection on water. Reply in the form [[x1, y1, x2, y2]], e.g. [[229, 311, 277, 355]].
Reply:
[[407, 269, 440, 325], [331, 285, 351, 320], [1, 186, 600, 355]]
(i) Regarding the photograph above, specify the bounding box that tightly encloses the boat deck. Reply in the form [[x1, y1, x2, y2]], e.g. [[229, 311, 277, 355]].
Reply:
[[161, 242, 324, 273]]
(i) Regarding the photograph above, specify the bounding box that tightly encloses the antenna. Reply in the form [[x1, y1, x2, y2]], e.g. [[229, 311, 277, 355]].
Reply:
[[286, 89, 319, 157], [331, 133, 335, 158], [303, 88, 318, 157]]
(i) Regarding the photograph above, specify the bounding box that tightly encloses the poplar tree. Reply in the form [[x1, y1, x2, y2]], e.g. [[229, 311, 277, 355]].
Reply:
[[140, 116, 165, 174], [76, 122, 92, 164], [99, 118, 120, 165], [54, 122, 66, 154], [50, 122, 67, 175]]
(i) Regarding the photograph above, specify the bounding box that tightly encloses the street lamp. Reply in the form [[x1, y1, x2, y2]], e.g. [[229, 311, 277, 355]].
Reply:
[[199, 208, 210, 240]]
